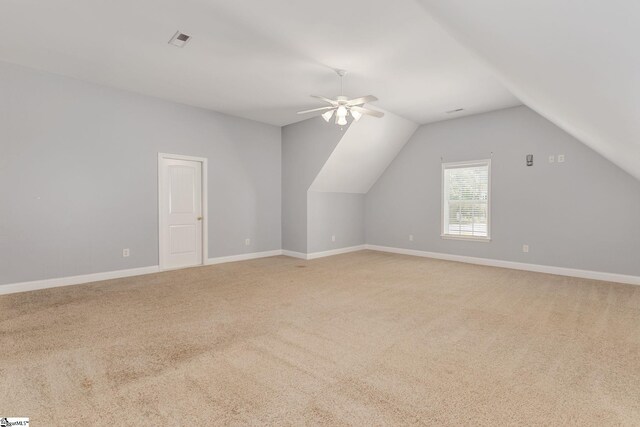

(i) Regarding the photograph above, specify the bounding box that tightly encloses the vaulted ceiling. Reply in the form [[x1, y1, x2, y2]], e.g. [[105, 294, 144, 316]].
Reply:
[[0, 0, 518, 126], [2, 1, 636, 180], [310, 109, 417, 194], [419, 0, 640, 181]]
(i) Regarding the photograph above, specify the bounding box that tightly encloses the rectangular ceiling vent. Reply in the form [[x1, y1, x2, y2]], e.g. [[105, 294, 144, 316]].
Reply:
[[168, 31, 191, 48], [446, 108, 464, 114]]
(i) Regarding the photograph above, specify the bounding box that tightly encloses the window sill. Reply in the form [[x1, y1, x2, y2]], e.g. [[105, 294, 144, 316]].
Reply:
[[441, 234, 491, 243]]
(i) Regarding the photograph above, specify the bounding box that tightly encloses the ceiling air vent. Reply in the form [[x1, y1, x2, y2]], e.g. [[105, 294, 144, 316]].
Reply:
[[168, 31, 191, 47], [446, 108, 464, 114]]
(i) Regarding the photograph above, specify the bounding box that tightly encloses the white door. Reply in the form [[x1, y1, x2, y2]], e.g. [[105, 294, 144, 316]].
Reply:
[[159, 156, 203, 269]]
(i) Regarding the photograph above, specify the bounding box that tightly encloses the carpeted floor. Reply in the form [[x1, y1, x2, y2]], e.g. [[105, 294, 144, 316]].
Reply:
[[2, 251, 640, 425]]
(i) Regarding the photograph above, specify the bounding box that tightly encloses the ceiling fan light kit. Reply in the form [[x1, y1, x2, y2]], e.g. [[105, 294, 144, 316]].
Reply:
[[297, 69, 384, 125], [321, 110, 334, 122]]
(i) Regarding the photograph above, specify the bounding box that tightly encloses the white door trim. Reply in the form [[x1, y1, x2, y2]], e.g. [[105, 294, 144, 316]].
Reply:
[[158, 153, 208, 270]]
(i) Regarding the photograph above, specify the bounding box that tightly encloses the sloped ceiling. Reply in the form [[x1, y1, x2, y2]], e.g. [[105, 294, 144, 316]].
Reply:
[[0, 0, 518, 126], [309, 109, 417, 194], [419, 0, 640, 181]]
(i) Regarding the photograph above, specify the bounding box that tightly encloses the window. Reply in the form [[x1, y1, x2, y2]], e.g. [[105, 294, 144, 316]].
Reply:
[[442, 160, 491, 241]]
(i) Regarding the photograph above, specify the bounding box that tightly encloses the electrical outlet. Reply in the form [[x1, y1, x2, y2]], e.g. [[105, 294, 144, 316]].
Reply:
[[123, 248, 130, 257], [548, 155, 555, 163], [245, 238, 251, 246], [557, 154, 565, 163], [331, 235, 336, 242], [522, 244, 529, 253], [409, 234, 414, 242]]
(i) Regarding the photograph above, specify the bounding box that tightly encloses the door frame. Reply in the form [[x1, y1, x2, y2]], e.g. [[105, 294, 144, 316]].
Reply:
[[158, 153, 208, 270]]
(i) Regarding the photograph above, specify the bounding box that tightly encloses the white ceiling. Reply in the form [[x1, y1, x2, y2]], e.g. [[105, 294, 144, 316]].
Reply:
[[310, 108, 418, 193], [0, 0, 519, 126], [420, 0, 640, 181]]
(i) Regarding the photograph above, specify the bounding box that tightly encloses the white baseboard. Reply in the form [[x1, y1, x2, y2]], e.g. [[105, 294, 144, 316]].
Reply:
[[306, 245, 366, 260], [0, 249, 284, 296], [282, 250, 308, 259], [206, 249, 283, 265], [5, 245, 635, 296], [365, 244, 640, 286], [281, 245, 365, 261], [0, 265, 161, 296]]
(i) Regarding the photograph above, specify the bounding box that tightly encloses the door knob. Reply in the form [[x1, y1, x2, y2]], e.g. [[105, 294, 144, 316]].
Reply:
[[197, 216, 203, 221]]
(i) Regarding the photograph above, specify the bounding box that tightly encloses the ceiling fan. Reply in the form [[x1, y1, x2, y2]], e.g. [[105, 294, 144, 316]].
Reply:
[[297, 69, 384, 125]]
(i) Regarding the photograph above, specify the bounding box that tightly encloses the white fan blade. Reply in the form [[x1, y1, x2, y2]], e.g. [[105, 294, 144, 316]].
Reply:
[[351, 106, 384, 118], [347, 95, 378, 106], [297, 106, 334, 115], [311, 95, 338, 105]]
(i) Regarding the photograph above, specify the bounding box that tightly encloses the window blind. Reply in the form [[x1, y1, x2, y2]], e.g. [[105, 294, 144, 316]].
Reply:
[[442, 161, 490, 239]]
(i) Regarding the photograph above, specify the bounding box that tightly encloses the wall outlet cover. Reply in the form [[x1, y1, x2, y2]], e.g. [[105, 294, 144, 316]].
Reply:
[[123, 248, 130, 257], [548, 155, 555, 163]]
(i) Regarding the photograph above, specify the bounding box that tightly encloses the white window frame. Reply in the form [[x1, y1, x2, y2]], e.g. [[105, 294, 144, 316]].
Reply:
[[441, 159, 491, 242]]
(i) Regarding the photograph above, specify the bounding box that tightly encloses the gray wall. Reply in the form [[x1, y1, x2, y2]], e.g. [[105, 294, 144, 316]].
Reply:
[[307, 192, 365, 253], [281, 118, 346, 253], [0, 61, 281, 285], [3, 62, 637, 284], [366, 106, 640, 276]]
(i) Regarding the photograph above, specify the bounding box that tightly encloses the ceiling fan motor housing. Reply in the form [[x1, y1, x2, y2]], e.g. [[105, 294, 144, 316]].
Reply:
[[296, 70, 384, 123]]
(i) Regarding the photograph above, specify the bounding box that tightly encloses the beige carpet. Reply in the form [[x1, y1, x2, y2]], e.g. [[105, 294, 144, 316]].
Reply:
[[2, 251, 640, 425]]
